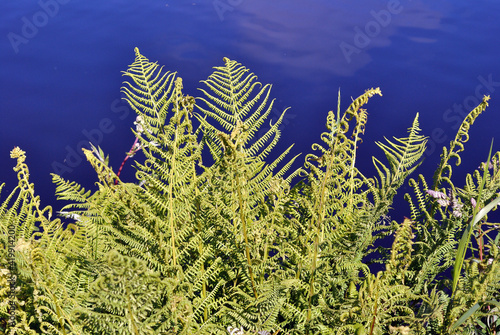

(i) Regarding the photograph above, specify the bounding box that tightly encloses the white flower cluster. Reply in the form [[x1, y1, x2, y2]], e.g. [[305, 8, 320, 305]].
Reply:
[[426, 189, 465, 218], [134, 115, 145, 134], [132, 115, 159, 151], [226, 326, 270, 335], [58, 211, 82, 222], [227, 326, 245, 335]]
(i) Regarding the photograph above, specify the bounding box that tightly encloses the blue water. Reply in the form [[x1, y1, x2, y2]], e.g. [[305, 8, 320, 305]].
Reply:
[[1, 0, 500, 222]]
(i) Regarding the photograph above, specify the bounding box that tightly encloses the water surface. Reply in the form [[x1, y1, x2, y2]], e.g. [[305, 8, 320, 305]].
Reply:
[[1, 0, 499, 220]]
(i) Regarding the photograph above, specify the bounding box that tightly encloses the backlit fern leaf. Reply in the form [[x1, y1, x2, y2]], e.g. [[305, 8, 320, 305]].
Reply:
[[196, 58, 292, 164], [52, 175, 92, 207], [372, 113, 427, 203], [432, 95, 491, 191], [386, 218, 415, 283], [121, 47, 177, 134], [404, 175, 433, 223]]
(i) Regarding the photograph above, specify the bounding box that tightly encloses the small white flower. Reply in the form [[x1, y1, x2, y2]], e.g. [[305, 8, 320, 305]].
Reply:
[[134, 116, 144, 134], [452, 209, 463, 218], [451, 196, 463, 217], [427, 189, 448, 200], [478, 160, 495, 170], [14, 237, 30, 252], [227, 326, 244, 335], [58, 211, 82, 222], [437, 198, 450, 207], [149, 141, 159, 147]]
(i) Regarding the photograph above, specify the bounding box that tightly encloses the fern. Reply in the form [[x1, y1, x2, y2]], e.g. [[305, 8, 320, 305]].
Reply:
[[432, 95, 491, 192], [2, 49, 500, 335], [372, 113, 427, 206]]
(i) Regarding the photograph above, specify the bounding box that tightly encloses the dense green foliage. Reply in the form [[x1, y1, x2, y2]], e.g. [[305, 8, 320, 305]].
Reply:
[[1, 48, 499, 334]]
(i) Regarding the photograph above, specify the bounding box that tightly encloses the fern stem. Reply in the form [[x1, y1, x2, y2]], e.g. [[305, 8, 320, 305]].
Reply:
[[49, 290, 69, 335], [114, 136, 140, 185], [168, 122, 180, 267], [306, 234, 319, 324], [306, 137, 334, 324], [368, 275, 379, 335], [260, 197, 275, 284], [261, 243, 269, 284], [237, 181, 258, 299], [368, 312, 377, 335], [195, 197, 208, 322], [125, 286, 140, 335]]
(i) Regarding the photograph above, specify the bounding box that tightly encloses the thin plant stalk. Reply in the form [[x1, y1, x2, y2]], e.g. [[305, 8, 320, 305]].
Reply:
[[115, 136, 140, 185]]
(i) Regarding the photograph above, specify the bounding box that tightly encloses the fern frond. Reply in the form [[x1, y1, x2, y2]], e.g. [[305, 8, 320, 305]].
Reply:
[[432, 95, 491, 191], [196, 58, 288, 164], [386, 218, 415, 283], [121, 47, 177, 136], [372, 113, 427, 203]]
